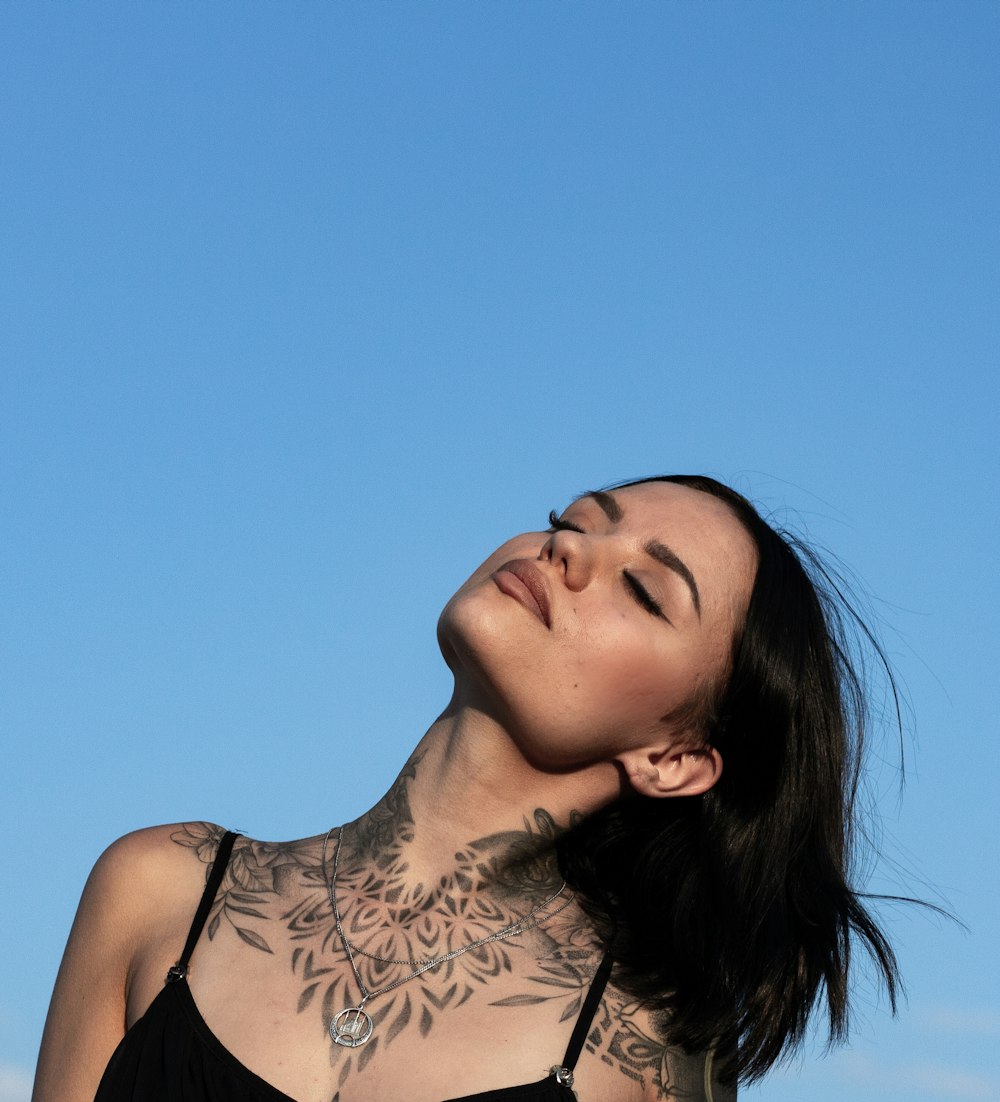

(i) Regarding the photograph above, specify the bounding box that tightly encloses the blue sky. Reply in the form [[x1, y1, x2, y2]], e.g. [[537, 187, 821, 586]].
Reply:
[[1, 3, 998, 1100]]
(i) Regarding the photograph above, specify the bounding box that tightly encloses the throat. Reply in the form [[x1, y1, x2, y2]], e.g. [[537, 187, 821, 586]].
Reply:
[[331, 753, 572, 955], [334, 815, 568, 939]]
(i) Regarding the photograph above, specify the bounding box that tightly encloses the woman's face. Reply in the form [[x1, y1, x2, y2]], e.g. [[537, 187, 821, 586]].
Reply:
[[437, 481, 758, 768]]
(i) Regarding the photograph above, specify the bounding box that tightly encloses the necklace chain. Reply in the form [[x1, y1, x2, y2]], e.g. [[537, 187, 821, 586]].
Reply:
[[322, 825, 574, 1045]]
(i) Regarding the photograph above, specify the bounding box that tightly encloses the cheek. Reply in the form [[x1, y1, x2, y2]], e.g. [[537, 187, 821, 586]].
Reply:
[[524, 605, 698, 753], [566, 629, 701, 735]]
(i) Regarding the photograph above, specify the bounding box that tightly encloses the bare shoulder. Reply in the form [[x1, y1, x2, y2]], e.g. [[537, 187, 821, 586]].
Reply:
[[167, 823, 328, 902], [586, 979, 738, 1102], [109, 822, 333, 998], [87, 822, 229, 940], [97, 819, 227, 883], [32, 821, 229, 1102]]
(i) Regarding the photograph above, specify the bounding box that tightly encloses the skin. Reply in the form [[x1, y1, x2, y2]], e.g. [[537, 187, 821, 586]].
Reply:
[[33, 482, 755, 1102]]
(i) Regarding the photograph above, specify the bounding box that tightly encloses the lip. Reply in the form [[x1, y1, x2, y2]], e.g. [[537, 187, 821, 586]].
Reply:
[[492, 559, 551, 628]]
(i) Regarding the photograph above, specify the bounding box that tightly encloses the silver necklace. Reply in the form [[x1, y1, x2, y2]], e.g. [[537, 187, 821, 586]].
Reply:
[[322, 826, 574, 1048]]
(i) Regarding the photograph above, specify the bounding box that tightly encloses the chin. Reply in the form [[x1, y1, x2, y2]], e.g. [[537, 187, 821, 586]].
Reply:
[[437, 589, 505, 690]]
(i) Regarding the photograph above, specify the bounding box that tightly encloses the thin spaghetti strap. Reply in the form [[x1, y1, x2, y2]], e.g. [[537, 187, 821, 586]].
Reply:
[[555, 952, 613, 1078], [165, 830, 240, 983]]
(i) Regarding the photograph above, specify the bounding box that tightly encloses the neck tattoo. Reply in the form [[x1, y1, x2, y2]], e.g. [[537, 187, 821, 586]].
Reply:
[[322, 825, 574, 1048]]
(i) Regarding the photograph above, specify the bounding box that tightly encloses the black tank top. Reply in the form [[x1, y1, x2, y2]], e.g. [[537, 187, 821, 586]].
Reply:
[[94, 832, 612, 1102]]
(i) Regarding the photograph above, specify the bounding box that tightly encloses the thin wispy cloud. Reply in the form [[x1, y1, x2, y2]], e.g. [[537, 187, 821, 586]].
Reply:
[[840, 1053, 1000, 1102], [919, 1006, 1000, 1038], [0, 1065, 32, 1102]]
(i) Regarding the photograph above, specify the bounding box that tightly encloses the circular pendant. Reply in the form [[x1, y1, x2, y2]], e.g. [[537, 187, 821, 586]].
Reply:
[[330, 1006, 374, 1047]]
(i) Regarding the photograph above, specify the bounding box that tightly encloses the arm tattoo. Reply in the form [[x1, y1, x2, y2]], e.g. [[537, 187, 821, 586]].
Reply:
[[583, 996, 736, 1100]]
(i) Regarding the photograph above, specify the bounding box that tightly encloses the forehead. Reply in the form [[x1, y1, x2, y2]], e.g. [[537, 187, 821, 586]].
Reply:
[[580, 481, 758, 618]]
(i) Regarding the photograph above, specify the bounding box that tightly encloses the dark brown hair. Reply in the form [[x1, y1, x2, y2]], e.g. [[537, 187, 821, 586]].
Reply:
[[557, 475, 901, 1082]]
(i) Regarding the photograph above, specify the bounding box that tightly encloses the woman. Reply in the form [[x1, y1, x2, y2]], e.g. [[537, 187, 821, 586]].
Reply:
[[33, 475, 900, 1102]]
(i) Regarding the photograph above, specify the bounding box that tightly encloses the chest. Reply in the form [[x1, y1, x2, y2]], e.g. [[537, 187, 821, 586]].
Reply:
[[127, 921, 639, 1102]]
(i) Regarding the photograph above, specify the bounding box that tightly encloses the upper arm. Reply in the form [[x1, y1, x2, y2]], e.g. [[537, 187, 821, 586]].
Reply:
[[31, 825, 216, 1102], [641, 1038, 738, 1102], [588, 985, 736, 1102]]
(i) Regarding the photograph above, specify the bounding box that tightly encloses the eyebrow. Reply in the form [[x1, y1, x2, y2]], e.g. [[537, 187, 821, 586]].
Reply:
[[587, 489, 624, 522], [582, 490, 702, 618]]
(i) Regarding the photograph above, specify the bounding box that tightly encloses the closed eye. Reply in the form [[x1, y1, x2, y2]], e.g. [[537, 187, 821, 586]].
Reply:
[[624, 572, 667, 620], [549, 511, 669, 621], [547, 509, 584, 534]]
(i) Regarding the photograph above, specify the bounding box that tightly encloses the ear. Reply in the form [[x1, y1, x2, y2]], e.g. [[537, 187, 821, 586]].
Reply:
[[617, 741, 723, 799]]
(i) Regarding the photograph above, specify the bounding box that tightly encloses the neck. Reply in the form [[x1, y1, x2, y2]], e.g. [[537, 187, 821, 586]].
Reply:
[[342, 704, 624, 911]]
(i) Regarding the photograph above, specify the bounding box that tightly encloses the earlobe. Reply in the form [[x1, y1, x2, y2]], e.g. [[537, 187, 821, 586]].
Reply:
[[619, 743, 723, 799]]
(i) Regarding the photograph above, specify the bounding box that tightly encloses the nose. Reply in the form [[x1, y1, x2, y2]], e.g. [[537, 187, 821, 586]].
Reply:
[[539, 528, 592, 592]]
